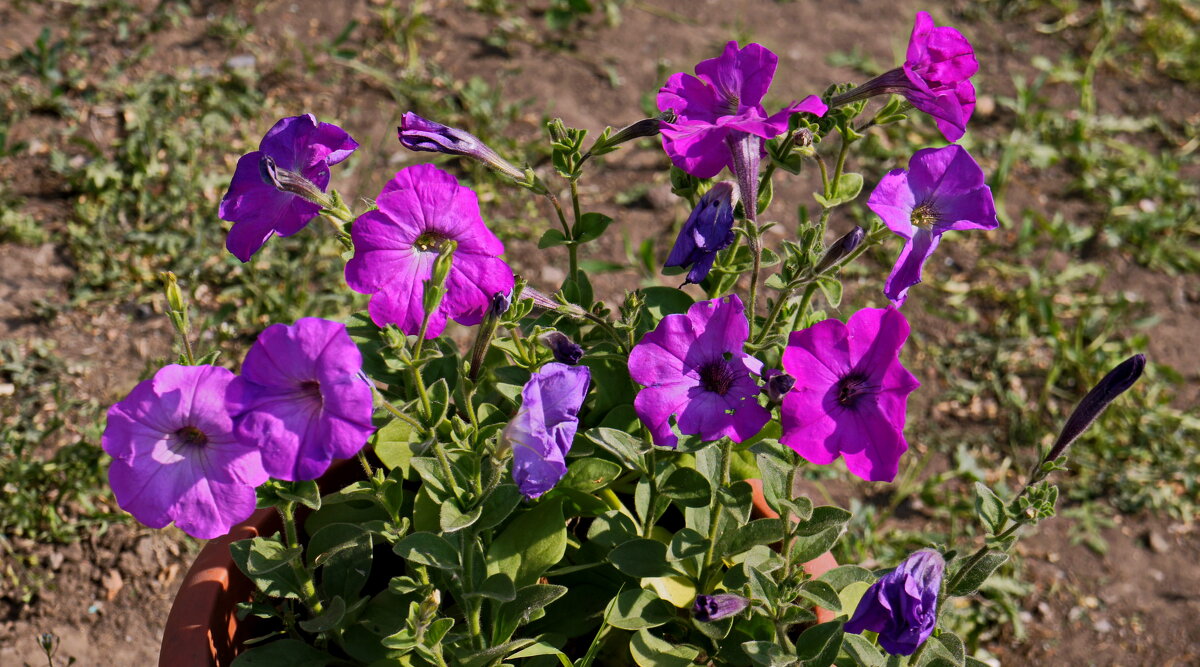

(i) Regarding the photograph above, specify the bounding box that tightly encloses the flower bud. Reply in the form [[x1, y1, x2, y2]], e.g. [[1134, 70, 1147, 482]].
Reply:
[[489, 290, 512, 318], [540, 331, 584, 365], [664, 181, 738, 285], [397, 112, 526, 182], [423, 241, 457, 315], [1045, 354, 1146, 463], [761, 369, 795, 403], [814, 226, 866, 274], [522, 286, 589, 319], [601, 111, 676, 150], [160, 272, 185, 313], [692, 594, 749, 622]]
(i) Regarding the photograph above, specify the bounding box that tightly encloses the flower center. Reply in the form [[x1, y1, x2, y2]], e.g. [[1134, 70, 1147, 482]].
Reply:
[[299, 380, 323, 407], [174, 425, 208, 447], [414, 231, 447, 252], [910, 202, 940, 229], [699, 359, 740, 396], [835, 372, 874, 408]]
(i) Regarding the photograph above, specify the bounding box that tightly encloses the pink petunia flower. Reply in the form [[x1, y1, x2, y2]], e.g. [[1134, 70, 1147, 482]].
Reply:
[[628, 294, 770, 448], [780, 307, 920, 482], [344, 164, 515, 337], [102, 364, 268, 539]]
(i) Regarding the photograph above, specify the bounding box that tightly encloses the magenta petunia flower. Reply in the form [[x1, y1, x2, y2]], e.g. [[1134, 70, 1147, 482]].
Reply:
[[228, 317, 375, 481], [845, 549, 945, 655], [780, 307, 920, 482], [344, 164, 515, 337], [102, 364, 268, 539], [868, 144, 998, 305], [628, 295, 770, 448], [831, 12, 977, 142], [505, 362, 592, 499], [657, 41, 827, 180], [219, 114, 358, 262]]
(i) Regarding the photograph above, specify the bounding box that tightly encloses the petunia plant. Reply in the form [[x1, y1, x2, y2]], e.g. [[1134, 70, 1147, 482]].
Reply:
[[102, 11, 1147, 667]]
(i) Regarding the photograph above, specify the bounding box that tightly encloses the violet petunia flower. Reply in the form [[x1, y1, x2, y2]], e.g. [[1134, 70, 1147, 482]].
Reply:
[[692, 594, 750, 622], [344, 164, 515, 337], [664, 181, 738, 284], [505, 362, 592, 499], [831, 12, 978, 142], [397, 112, 526, 182], [845, 549, 945, 655], [780, 307, 920, 482], [628, 295, 770, 448], [868, 145, 997, 305], [657, 41, 826, 222], [219, 114, 358, 262], [228, 318, 375, 481], [102, 365, 268, 539]]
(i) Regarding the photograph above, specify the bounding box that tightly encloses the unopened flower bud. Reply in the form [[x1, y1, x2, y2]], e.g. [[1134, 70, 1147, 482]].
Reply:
[[761, 369, 796, 403], [540, 331, 584, 365], [1046, 354, 1146, 463], [160, 272, 185, 313], [397, 112, 526, 182], [423, 241, 457, 315], [522, 286, 588, 319], [258, 155, 331, 207], [489, 290, 512, 318], [602, 111, 676, 149], [692, 594, 749, 622], [814, 226, 866, 274]]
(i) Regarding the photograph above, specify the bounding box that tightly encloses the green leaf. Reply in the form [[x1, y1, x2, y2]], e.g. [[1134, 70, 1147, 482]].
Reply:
[[789, 506, 851, 564], [487, 498, 567, 587], [796, 579, 842, 613], [812, 172, 864, 208], [393, 532, 459, 570], [660, 467, 712, 508], [440, 498, 484, 533], [741, 640, 788, 667], [539, 228, 569, 248], [496, 583, 568, 639], [307, 522, 373, 601], [229, 639, 334, 667], [608, 538, 679, 578], [470, 572, 516, 602], [606, 589, 676, 630], [584, 427, 646, 471], [816, 275, 843, 308], [948, 550, 1009, 596], [275, 480, 322, 511], [560, 458, 624, 493], [573, 212, 613, 243], [297, 595, 346, 633], [629, 629, 700, 667], [371, 417, 419, 474], [640, 286, 694, 322], [668, 527, 707, 560], [474, 484, 522, 531], [794, 620, 843, 665], [841, 633, 886, 667], [974, 482, 1007, 535], [229, 536, 304, 600], [817, 564, 875, 591], [722, 518, 785, 556]]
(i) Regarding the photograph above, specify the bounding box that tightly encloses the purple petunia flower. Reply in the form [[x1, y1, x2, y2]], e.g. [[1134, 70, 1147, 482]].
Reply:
[[505, 362, 592, 499], [780, 307, 920, 482], [657, 41, 827, 180], [831, 12, 977, 142], [845, 549, 945, 655], [692, 594, 750, 622], [868, 144, 998, 305], [628, 295, 770, 448], [102, 365, 268, 539], [664, 181, 738, 284], [227, 318, 375, 482], [219, 114, 358, 262], [344, 164, 515, 337]]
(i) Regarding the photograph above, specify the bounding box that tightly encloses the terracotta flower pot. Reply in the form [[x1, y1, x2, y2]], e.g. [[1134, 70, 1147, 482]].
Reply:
[[161, 474, 838, 665]]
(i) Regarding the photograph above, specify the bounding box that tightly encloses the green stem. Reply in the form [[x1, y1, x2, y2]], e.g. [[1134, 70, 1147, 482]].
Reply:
[[377, 394, 424, 432], [787, 283, 819, 335], [745, 220, 763, 340], [462, 532, 485, 650], [279, 502, 324, 617], [700, 439, 734, 589], [642, 447, 658, 539], [357, 450, 373, 480]]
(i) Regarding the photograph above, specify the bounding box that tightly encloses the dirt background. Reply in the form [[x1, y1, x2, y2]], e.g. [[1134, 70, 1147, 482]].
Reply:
[[0, 0, 1197, 665]]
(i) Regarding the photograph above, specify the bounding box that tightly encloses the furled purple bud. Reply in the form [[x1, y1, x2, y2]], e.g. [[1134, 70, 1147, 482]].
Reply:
[[845, 549, 944, 655], [664, 181, 738, 285], [489, 290, 512, 318], [1045, 354, 1146, 463], [398, 112, 525, 182], [521, 286, 589, 319], [692, 594, 750, 622], [761, 369, 796, 403], [540, 331, 584, 366], [599, 111, 676, 151], [814, 226, 867, 274]]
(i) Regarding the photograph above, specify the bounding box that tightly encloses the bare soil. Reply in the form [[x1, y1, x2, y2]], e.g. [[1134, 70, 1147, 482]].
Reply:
[[0, 1, 1196, 665]]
